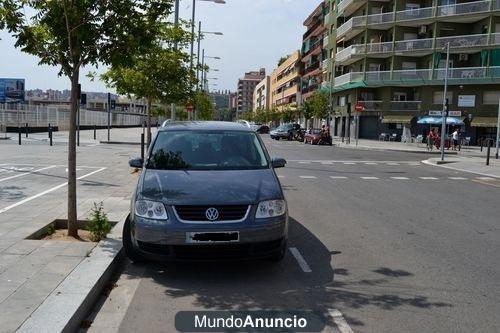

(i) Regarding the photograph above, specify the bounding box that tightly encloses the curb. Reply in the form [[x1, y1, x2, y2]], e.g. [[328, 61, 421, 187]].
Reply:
[[337, 144, 459, 155], [422, 159, 500, 179], [100, 140, 141, 146], [17, 220, 125, 333]]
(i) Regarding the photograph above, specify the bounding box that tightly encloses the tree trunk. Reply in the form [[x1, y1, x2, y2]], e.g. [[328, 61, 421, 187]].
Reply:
[[67, 69, 80, 238], [147, 96, 152, 147]]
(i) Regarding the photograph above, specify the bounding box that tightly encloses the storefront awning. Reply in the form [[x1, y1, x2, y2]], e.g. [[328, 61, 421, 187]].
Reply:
[[471, 117, 499, 127], [382, 115, 414, 124]]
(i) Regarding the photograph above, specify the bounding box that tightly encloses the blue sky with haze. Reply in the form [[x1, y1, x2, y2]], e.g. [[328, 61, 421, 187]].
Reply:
[[0, 0, 319, 93]]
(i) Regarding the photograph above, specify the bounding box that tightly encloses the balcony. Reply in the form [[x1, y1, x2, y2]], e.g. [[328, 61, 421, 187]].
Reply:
[[395, 6, 435, 24], [336, 16, 366, 41], [390, 101, 422, 111], [394, 38, 433, 55], [334, 66, 500, 90], [322, 59, 329, 70], [438, 0, 491, 19], [335, 44, 366, 64], [359, 100, 383, 111], [435, 33, 490, 49], [338, 0, 370, 18]]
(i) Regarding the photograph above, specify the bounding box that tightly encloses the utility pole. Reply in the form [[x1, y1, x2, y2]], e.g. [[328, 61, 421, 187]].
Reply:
[[440, 42, 450, 161], [171, 0, 180, 121], [107, 92, 111, 142]]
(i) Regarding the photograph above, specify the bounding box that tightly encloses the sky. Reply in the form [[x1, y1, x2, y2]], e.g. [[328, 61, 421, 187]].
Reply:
[[0, 0, 320, 93]]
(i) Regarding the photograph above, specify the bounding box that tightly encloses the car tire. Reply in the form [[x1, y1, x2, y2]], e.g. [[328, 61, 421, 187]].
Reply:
[[276, 137, 280, 141], [268, 240, 287, 262], [123, 216, 145, 263]]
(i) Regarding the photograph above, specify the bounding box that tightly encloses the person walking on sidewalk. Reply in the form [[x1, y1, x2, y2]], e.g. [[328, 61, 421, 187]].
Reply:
[[427, 128, 436, 151], [452, 128, 459, 151]]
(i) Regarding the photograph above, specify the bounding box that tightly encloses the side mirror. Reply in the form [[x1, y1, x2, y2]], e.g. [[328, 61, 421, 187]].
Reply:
[[271, 157, 286, 169], [129, 157, 144, 168]]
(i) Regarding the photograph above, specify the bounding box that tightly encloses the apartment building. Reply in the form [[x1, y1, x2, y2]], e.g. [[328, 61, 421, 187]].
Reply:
[[301, 2, 329, 102], [327, 0, 500, 142], [270, 51, 302, 113], [253, 76, 270, 112], [236, 68, 266, 115]]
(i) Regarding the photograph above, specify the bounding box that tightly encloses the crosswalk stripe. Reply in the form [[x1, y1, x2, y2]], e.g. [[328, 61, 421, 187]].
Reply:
[[299, 176, 317, 179], [448, 177, 467, 180], [278, 175, 285, 179], [391, 177, 409, 180], [298, 161, 311, 164], [365, 162, 378, 165], [343, 162, 355, 165], [330, 176, 348, 179], [361, 176, 379, 180], [420, 177, 438, 180], [477, 177, 495, 180], [387, 163, 399, 165]]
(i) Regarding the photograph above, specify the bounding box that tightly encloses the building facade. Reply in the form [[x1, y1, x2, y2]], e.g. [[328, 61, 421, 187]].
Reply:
[[301, 2, 329, 102], [270, 51, 302, 113], [236, 68, 266, 116], [328, 0, 500, 142], [253, 76, 271, 112]]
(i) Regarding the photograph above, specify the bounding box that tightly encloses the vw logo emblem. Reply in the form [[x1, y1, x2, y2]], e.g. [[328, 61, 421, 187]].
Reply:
[[205, 207, 219, 221]]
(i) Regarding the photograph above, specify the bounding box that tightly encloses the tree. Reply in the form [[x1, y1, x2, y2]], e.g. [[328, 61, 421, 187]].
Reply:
[[102, 27, 193, 145], [281, 107, 295, 123], [1, 0, 173, 237], [277, 55, 289, 67], [302, 99, 314, 129], [194, 91, 214, 120], [310, 91, 329, 120]]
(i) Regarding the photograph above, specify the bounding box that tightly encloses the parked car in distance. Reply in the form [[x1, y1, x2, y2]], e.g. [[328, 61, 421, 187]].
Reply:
[[270, 123, 301, 140], [251, 123, 270, 134], [125, 121, 288, 262], [304, 129, 322, 145]]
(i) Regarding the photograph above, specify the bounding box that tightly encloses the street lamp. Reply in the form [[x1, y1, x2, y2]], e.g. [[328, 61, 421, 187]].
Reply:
[[440, 42, 450, 162], [196, 25, 223, 85], [190, 0, 226, 72]]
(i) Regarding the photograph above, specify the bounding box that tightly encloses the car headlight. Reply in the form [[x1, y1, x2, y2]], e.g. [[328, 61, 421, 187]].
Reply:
[[135, 200, 168, 221], [255, 200, 286, 219]]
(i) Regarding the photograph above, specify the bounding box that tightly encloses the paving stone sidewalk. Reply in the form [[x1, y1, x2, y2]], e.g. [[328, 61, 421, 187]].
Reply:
[[0, 131, 140, 332]]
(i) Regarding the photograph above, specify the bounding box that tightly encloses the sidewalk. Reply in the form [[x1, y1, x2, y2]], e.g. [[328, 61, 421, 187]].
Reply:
[[423, 156, 500, 179], [0, 131, 140, 332]]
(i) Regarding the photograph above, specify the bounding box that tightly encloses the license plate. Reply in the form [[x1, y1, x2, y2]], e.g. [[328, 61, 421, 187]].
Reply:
[[186, 231, 239, 243]]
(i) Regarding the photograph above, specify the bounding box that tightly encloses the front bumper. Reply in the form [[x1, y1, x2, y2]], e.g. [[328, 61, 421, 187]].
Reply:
[[130, 214, 288, 261]]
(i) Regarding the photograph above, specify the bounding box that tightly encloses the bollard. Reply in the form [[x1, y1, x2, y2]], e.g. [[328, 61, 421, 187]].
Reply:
[[48, 123, 51, 138], [18, 128, 21, 145], [25, 123, 28, 138], [141, 133, 145, 161], [480, 138, 483, 152], [49, 127, 53, 146], [93, 125, 97, 140], [486, 140, 492, 166]]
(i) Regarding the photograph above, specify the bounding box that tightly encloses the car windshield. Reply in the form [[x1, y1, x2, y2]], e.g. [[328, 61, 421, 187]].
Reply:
[[147, 130, 269, 170]]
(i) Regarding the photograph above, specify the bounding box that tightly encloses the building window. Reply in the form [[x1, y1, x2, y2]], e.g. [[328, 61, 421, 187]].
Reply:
[[433, 91, 453, 105], [483, 91, 500, 104]]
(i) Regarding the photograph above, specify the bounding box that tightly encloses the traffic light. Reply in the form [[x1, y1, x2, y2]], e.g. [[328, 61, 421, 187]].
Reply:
[[81, 93, 87, 105], [110, 100, 116, 110]]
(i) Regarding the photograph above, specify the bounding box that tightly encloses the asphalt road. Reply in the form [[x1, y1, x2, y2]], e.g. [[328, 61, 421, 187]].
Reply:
[[84, 136, 500, 333]]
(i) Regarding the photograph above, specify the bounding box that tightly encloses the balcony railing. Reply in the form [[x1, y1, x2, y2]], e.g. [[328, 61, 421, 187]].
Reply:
[[396, 6, 435, 21], [394, 38, 433, 52], [435, 33, 489, 49], [390, 101, 422, 111], [359, 100, 383, 111], [367, 12, 394, 25], [336, 16, 366, 39], [334, 66, 500, 88], [438, 0, 490, 17], [322, 59, 329, 70]]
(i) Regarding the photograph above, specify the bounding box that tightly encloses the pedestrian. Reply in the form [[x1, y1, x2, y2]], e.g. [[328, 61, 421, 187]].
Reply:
[[452, 128, 459, 150], [427, 128, 436, 151]]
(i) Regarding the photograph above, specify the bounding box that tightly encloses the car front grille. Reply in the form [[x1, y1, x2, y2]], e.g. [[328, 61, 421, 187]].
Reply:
[[174, 205, 249, 222]]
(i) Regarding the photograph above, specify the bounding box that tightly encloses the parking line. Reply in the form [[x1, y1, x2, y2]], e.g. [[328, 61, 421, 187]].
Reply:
[[329, 309, 354, 333], [299, 176, 317, 179], [289, 247, 312, 273], [0, 165, 57, 182], [391, 177, 410, 180], [0, 167, 107, 214]]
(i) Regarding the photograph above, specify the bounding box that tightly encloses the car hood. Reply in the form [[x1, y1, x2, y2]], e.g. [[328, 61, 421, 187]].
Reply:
[[138, 169, 283, 205]]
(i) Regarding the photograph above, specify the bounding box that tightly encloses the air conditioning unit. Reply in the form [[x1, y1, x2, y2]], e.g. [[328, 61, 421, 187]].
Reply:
[[419, 25, 427, 35], [459, 53, 469, 61]]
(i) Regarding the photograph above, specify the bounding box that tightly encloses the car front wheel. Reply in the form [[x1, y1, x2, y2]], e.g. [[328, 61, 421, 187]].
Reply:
[[123, 216, 145, 263]]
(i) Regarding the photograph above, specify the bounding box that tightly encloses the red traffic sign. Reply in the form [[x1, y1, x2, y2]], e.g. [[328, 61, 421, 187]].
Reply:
[[186, 103, 194, 112], [354, 103, 364, 112]]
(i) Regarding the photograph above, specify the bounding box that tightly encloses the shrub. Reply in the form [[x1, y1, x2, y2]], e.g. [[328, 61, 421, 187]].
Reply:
[[88, 202, 111, 242]]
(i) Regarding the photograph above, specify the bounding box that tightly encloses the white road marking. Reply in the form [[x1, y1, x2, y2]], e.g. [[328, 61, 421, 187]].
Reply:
[[343, 162, 355, 165], [330, 176, 348, 179], [329, 309, 354, 333], [298, 161, 311, 164], [365, 162, 378, 165], [361, 176, 379, 180], [321, 161, 333, 165], [448, 177, 467, 180], [0, 167, 107, 214], [0, 165, 57, 182], [391, 177, 410, 180], [420, 177, 438, 180], [387, 163, 399, 166], [477, 177, 495, 180], [278, 175, 285, 179], [289, 247, 312, 273], [299, 176, 317, 179]]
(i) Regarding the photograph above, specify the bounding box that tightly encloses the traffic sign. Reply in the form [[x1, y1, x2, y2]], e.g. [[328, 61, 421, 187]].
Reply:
[[354, 102, 364, 112]]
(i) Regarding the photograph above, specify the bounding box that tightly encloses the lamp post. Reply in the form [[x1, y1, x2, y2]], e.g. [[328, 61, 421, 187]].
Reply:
[[171, 0, 180, 121], [440, 42, 450, 161], [196, 25, 223, 87]]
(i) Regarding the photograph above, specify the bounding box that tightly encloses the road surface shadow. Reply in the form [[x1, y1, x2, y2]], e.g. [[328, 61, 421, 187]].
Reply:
[[116, 217, 452, 331], [0, 186, 27, 201]]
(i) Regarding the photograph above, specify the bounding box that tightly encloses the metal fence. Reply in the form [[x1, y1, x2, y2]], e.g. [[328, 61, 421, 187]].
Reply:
[[0, 103, 147, 131]]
